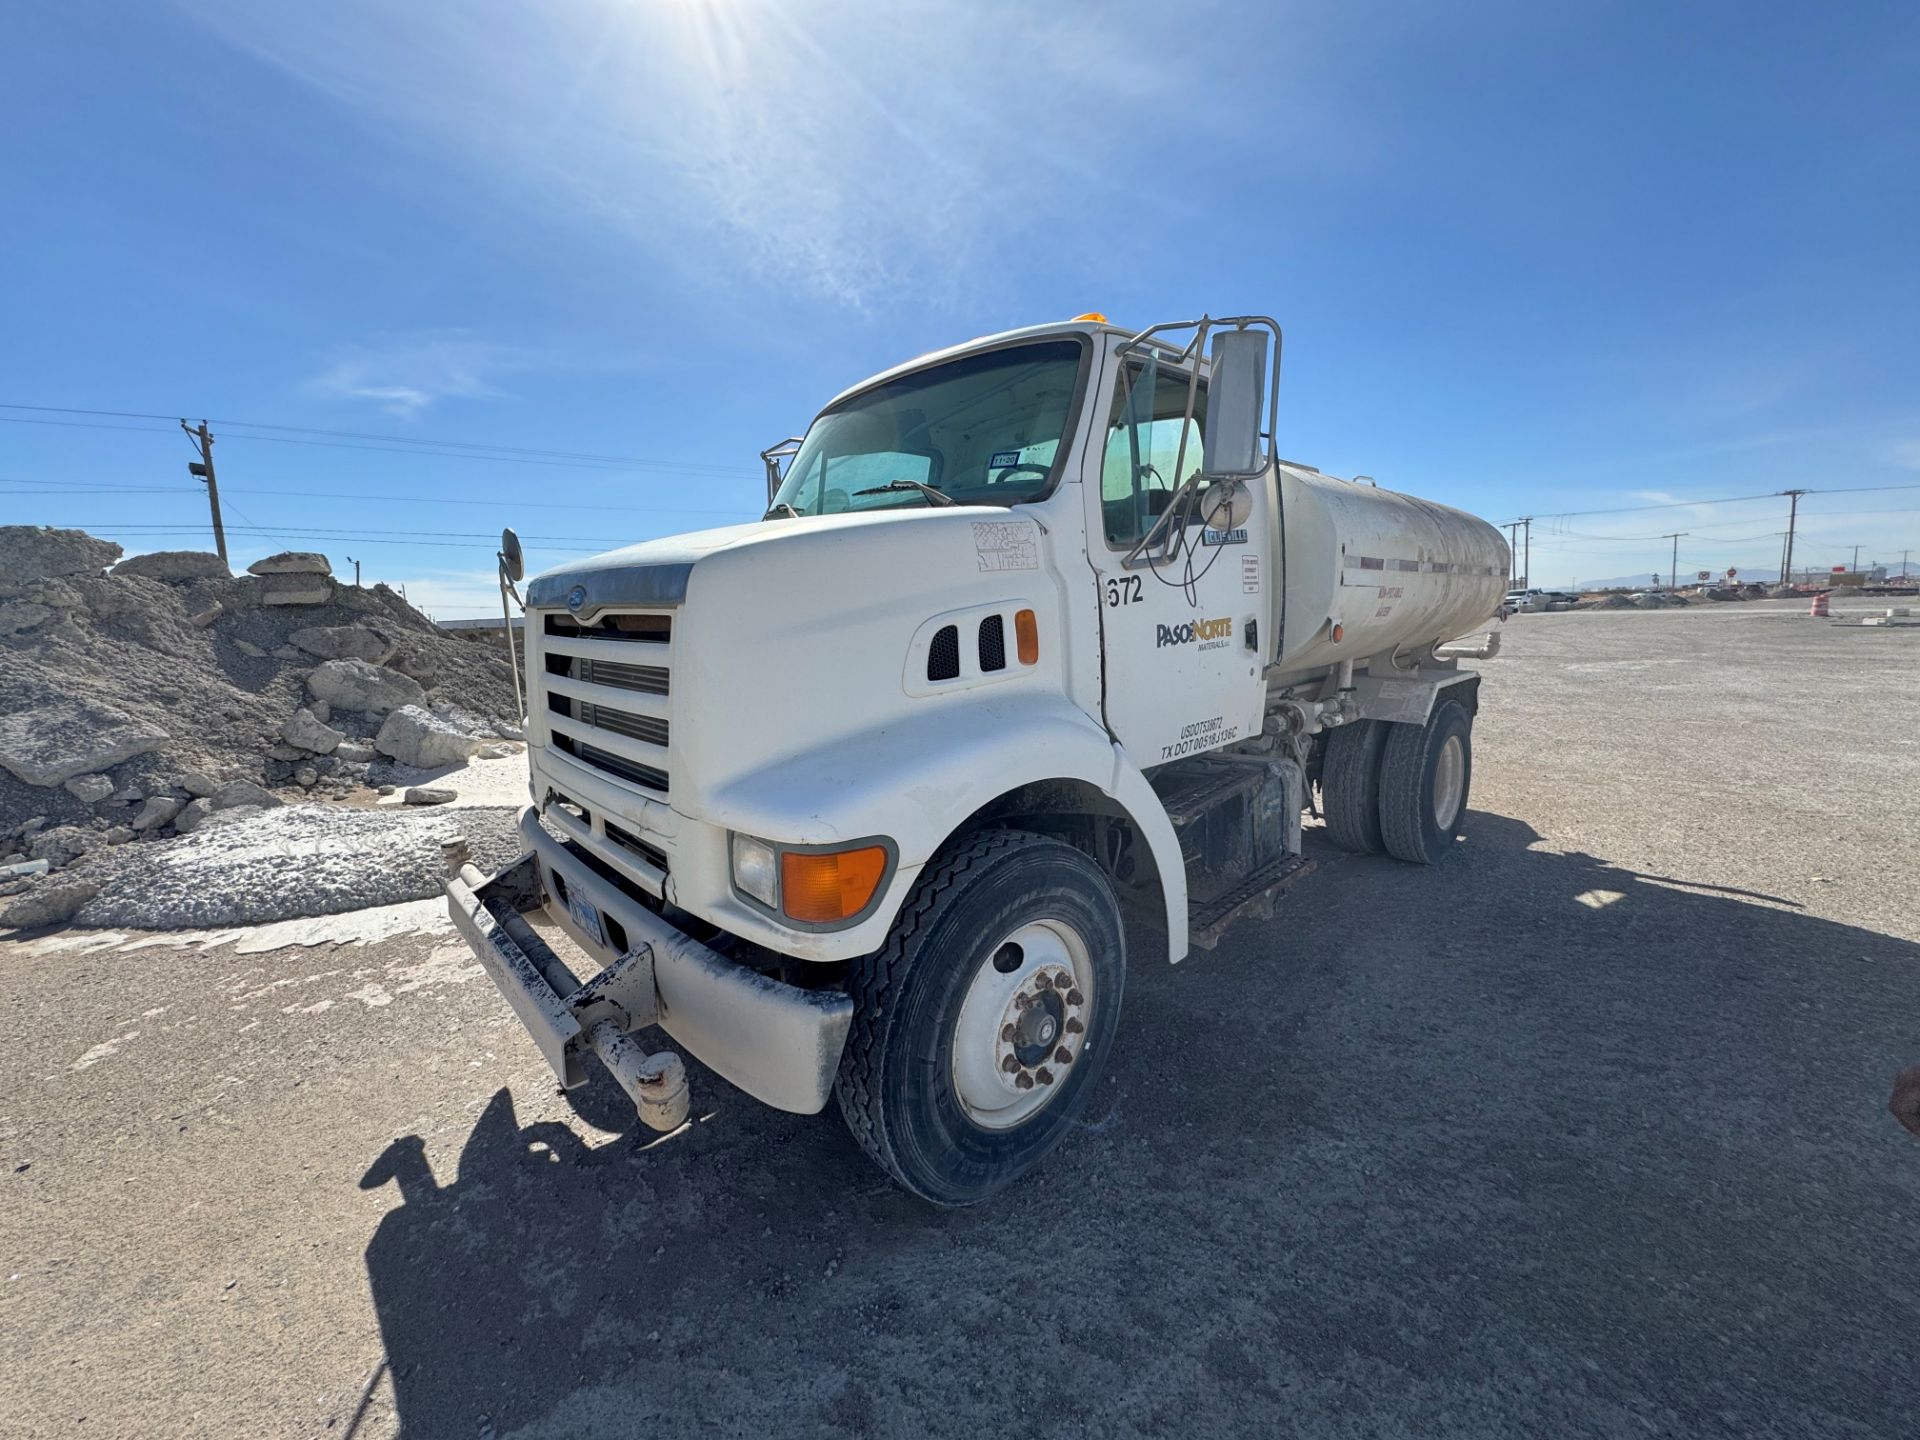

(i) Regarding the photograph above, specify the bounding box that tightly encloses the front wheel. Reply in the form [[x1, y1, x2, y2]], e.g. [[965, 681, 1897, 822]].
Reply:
[[835, 829, 1126, 1206]]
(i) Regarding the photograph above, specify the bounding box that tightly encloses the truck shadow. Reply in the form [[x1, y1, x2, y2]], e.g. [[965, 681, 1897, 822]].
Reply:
[[357, 811, 1920, 1438]]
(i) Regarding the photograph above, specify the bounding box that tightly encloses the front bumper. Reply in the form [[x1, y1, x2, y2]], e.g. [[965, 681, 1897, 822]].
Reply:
[[444, 807, 856, 1127]]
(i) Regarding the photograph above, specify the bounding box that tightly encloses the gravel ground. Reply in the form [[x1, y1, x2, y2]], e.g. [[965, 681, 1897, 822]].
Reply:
[[1, 598, 1916, 1438]]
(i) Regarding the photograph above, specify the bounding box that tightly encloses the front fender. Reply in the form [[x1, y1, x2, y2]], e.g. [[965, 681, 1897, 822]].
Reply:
[[693, 694, 1189, 962]]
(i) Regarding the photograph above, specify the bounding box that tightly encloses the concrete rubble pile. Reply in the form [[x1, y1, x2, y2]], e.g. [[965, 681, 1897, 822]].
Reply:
[[0, 526, 530, 930]]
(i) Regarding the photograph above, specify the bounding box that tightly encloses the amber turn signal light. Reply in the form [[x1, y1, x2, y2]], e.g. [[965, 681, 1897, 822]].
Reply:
[[781, 846, 888, 924], [1014, 608, 1039, 665]]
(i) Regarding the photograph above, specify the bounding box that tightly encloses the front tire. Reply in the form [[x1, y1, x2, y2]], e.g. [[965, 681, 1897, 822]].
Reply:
[[835, 829, 1125, 1206], [1377, 698, 1474, 864]]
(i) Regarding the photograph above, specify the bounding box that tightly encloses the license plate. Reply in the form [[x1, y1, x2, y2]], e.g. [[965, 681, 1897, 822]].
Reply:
[[565, 890, 606, 948]]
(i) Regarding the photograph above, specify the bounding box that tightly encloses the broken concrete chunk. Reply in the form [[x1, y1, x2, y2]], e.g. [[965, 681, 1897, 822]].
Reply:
[[307, 659, 427, 715], [289, 624, 397, 665], [294, 765, 319, 788], [231, 639, 268, 658], [0, 526, 122, 585], [281, 707, 346, 755], [180, 772, 217, 798], [63, 773, 116, 804], [308, 700, 331, 724], [131, 795, 184, 832], [27, 825, 102, 868], [0, 601, 53, 636], [0, 858, 51, 880], [112, 550, 230, 583], [188, 603, 224, 628], [173, 798, 213, 834], [403, 787, 456, 806], [104, 825, 136, 845], [0, 700, 169, 787], [247, 550, 332, 576], [334, 742, 375, 764], [260, 574, 334, 606], [1, 878, 102, 930], [374, 705, 484, 769], [211, 779, 283, 811]]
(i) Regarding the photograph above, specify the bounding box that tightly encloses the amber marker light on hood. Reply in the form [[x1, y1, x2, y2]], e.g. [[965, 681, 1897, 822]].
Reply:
[[781, 846, 888, 924], [1015, 608, 1039, 665]]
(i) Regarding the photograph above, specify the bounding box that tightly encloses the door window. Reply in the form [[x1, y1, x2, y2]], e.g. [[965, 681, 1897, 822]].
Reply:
[[1100, 361, 1207, 547]]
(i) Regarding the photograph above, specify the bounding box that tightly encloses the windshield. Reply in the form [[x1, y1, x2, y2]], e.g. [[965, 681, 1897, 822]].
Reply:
[[772, 338, 1088, 516]]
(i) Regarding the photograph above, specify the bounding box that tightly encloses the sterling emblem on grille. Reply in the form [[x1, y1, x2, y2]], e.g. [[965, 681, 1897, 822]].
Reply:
[[566, 584, 587, 612]]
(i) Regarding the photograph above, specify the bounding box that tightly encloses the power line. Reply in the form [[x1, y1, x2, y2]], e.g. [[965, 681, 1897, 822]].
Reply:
[[0, 472, 744, 516], [0, 403, 753, 478], [1511, 483, 1920, 523]]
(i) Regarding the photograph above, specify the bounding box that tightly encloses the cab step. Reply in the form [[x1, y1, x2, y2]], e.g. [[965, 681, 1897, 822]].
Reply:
[[1187, 853, 1316, 950]]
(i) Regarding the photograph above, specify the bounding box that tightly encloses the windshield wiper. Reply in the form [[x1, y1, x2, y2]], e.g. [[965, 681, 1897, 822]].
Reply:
[[853, 479, 955, 507], [763, 501, 801, 520]]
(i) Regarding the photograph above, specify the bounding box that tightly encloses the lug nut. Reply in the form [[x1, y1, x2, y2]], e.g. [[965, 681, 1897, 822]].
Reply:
[[1064, 1017, 1084, 1034], [1036, 1068, 1055, 1086], [1055, 1046, 1072, 1065], [1001, 1055, 1021, 1074], [1066, 989, 1084, 1007], [1033, 972, 1053, 990], [1000, 1023, 1016, 1042], [1015, 1071, 1035, 1090]]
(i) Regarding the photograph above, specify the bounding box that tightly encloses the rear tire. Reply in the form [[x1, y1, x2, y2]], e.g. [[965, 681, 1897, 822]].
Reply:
[[1378, 698, 1474, 864], [1320, 719, 1386, 853], [835, 829, 1125, 1206]]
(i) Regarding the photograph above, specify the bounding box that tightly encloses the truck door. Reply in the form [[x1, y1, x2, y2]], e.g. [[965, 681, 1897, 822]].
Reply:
[[1081, 346, 1269, 767]]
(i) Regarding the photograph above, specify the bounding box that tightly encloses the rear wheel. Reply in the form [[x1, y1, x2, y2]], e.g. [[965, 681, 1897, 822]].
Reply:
[[1377, 698, 1473, 864], [835, 829, 1125, 1206], [1320, 719, 1386, 853]]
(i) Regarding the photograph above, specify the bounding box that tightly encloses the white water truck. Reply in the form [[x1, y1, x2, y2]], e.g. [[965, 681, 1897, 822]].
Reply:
[[450, 314, 1509, 1203]]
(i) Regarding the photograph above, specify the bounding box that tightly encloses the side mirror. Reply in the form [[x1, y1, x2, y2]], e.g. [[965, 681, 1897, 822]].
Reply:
[[1197, 478, 1253, 532], [499, 527, 524, 584], [1203, 327, 1268, 478]]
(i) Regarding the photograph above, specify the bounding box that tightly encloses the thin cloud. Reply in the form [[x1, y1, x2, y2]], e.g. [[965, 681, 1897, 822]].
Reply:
[[176, 0, 1338, 306], [306, 334, 533, 417]]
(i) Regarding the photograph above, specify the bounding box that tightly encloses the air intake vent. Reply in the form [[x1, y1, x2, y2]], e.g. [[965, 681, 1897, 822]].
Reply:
[[978, 615, 1006, 673], [927, 624, 961, 682]]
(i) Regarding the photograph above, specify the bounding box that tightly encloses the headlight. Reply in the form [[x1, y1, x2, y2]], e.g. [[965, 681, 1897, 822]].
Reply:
[[730, 833, 779, 908]]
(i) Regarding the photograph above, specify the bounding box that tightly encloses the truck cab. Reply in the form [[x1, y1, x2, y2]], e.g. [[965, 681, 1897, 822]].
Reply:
[[448, 314, 1509, 1203]]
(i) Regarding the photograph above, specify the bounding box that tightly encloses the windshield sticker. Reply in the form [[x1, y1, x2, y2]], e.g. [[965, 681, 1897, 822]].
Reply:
[[988, 449, 1022, 469], [1242, 556, 1260, 594], [1202, 527, 1248, 546], [972, 520, 1038, 572]]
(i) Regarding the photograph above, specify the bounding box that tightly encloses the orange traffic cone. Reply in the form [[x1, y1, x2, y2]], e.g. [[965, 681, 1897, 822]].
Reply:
[[1809, 592, 1830, 617]]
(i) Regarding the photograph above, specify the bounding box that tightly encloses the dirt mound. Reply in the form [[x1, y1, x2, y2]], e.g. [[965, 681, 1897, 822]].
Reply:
[[0, 528, 525, 909]]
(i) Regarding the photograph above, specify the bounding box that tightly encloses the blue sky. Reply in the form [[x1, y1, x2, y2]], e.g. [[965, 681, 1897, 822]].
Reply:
[[5, 0, 1917, 608]]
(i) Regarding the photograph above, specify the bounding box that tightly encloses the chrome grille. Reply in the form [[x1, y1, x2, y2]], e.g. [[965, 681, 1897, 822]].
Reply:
[[535, 608, 673, 797]]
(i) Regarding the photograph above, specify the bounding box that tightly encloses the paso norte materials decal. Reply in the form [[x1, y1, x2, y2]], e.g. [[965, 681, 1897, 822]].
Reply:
[[1156, 616, 1233, 651]]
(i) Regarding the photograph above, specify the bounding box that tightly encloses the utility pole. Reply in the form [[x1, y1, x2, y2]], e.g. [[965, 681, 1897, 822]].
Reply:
[[1521, 516, 1532, 591], [1901, 549, 1911, 580], [1851, 543, 1862, 575], [1661, 532, 1687, 590], [179, 420, 228, 565], [1779, 489, 1805, 587], [1504, 522, 1521, 587], [345, 555, 362, 587]]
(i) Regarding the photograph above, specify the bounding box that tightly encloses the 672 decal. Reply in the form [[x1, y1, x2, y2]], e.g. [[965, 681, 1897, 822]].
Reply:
[[1104, 575, 1142, 607]]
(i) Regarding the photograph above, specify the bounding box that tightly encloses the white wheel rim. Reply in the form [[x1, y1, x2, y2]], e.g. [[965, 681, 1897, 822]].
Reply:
[[1433, 732, 1465, 830], [949, 919, 1094, 1131]]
